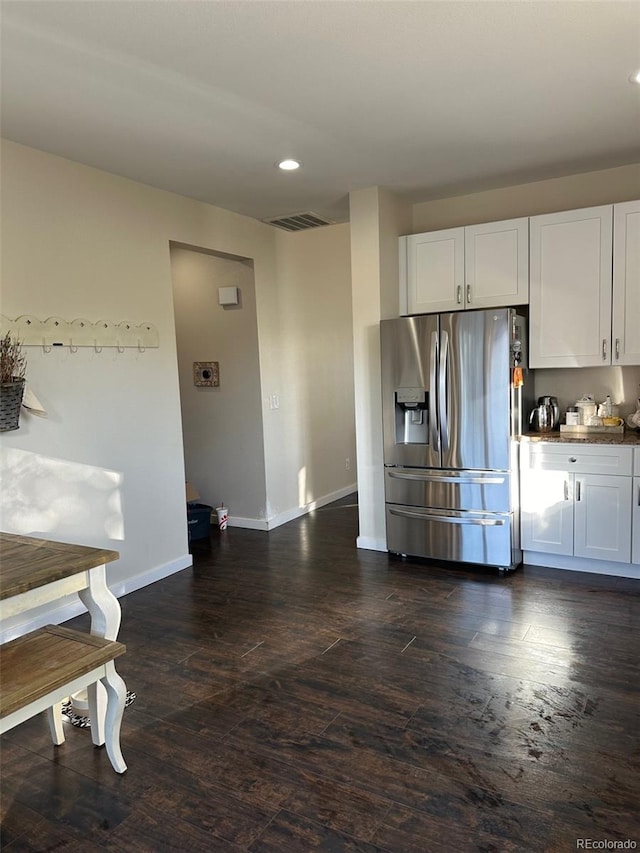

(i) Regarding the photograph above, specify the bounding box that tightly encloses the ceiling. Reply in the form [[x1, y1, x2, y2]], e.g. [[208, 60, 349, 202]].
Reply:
[[2, 1, 639, 225]]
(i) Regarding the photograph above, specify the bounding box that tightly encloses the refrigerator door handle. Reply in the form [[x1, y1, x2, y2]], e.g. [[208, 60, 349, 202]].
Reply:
[[439, 330, 450, 451], [388, 471, 506, 485], [389, 507, 506, 526], [429, 331, 440, 451]]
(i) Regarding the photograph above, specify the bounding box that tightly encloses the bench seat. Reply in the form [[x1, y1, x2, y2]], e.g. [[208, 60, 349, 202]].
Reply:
[[0, 624, 127, 773]]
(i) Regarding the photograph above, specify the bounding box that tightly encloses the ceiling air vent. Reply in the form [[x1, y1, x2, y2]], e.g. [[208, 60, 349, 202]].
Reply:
[[264, 211, 334, 232]]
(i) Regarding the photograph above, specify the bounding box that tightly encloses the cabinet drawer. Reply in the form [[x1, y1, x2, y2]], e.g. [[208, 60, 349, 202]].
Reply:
[[523, 442, 633, 476]]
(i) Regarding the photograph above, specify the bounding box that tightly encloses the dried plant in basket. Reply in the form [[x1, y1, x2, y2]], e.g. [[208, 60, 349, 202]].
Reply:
[[0, 332, 27, 385], [0, 333, 27, 431]]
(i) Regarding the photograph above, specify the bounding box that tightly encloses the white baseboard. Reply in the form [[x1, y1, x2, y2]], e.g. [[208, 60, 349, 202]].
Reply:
[[227, 516, 269, 531], [0, 553, 193, 644], [110, 554, 193, 599], [203, 485, 358, 532], [524, 550, 640, 580], [264, 483, 358, 531], [356, 535, 387, 552]]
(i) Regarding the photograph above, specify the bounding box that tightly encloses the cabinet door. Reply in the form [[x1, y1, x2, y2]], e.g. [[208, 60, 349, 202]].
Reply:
[[520, 468, 573, 555], [464, 218, 529, 309], [403, 228, 465, 314], [574, 474, 632, 563], [529, 205, 613, 368], [633, 478, 640, 565], [612, 200, 640, 365]]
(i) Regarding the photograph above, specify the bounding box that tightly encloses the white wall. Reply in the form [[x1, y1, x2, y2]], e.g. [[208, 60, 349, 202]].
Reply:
[[0, 140, 356, 638], [274, 224, 357, 518], [534, 366, 640, 421], [170, 247, 267, 526], [412, 164, 640, 231], [0, 141, 199, 625]]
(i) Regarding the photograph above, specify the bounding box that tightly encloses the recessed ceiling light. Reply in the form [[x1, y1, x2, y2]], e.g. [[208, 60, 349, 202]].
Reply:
[[277, 159, 301, 171], [629, 69, 640, 84]]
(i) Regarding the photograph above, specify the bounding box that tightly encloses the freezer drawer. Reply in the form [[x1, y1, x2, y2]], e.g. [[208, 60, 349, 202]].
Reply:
[[384, 467, 511, 513], [386, 504, 514, 568]]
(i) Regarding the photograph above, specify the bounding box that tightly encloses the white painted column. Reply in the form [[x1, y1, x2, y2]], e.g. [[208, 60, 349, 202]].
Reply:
[[349, 187, 411, 551]]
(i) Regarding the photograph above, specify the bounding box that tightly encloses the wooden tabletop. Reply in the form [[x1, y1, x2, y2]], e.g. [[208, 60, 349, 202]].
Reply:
[[0, 533, 119, 600]]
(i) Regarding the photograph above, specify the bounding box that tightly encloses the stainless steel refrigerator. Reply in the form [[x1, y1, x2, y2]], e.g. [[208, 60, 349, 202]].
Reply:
[[380, 308, 529, 572]]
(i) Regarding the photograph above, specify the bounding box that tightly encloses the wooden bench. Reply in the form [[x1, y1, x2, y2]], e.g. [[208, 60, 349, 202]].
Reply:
[[0, 624, 127, 773]]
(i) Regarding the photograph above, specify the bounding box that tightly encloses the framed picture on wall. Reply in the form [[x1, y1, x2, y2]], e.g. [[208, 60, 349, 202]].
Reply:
[[193, 361, 219, 387]]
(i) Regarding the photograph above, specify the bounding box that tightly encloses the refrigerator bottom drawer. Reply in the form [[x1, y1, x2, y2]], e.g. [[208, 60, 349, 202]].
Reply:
[[386, 504, 514, 568]]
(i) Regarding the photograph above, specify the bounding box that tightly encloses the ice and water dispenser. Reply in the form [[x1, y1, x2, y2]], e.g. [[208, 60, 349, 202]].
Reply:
[[394, 387, 429, 444]]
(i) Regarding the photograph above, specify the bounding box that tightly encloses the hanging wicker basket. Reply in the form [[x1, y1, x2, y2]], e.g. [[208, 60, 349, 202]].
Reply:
[[0, 379, 25, 431]]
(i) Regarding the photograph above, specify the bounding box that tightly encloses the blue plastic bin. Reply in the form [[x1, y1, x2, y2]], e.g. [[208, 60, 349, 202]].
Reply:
[[187, 503, 213, 542]]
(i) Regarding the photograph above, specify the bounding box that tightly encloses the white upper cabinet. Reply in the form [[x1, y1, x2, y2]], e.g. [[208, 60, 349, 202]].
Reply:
[[399, 218, 528, 316], [400, 227, 465, 314], [464, 219, 529, 310], [529, 205, 613, 368], [612, 200, 640, 365]]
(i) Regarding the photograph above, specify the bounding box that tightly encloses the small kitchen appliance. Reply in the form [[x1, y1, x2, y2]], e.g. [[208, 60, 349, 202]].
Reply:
[[530, 396, 559, 432]]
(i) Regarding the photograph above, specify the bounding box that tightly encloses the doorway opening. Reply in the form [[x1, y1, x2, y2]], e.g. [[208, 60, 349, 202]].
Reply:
[[170, 243, 267, 532]]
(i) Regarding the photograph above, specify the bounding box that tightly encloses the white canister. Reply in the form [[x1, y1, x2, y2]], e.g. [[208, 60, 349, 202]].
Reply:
[[565, 407, 580, 426], [576, 398, 597, 425]]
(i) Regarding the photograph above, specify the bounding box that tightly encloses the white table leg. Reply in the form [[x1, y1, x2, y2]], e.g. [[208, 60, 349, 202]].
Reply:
[[75, 564, 122, 730], [78, 564, 121, 641], [47, 702, 65, 745], [102, 661, 127, 774]]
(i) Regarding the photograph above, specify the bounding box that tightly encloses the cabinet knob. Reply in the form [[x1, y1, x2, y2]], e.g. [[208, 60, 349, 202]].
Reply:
[[466, 285, 472, 304], [615, 338, 620, 360], [569, 457, 577, 463], [602, 339, 607, 361], [457, 285, 462, 304]]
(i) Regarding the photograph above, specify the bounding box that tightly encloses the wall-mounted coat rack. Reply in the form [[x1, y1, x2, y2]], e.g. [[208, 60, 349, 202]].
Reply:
[[0, 315, 159, 352]]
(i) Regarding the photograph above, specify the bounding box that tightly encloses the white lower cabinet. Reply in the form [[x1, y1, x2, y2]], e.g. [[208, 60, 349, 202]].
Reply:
[[521, 443, 634, 565], [632, 477, 640, 565], [573, 474, 632, 562], [520, 467, 574, 555]]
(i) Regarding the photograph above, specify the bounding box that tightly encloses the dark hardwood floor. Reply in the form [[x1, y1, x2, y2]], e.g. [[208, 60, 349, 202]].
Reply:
[[2, 494, 639, 852]]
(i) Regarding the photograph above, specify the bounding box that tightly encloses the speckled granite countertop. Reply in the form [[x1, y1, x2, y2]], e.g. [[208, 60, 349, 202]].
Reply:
[[522, 431, 640, 445]]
